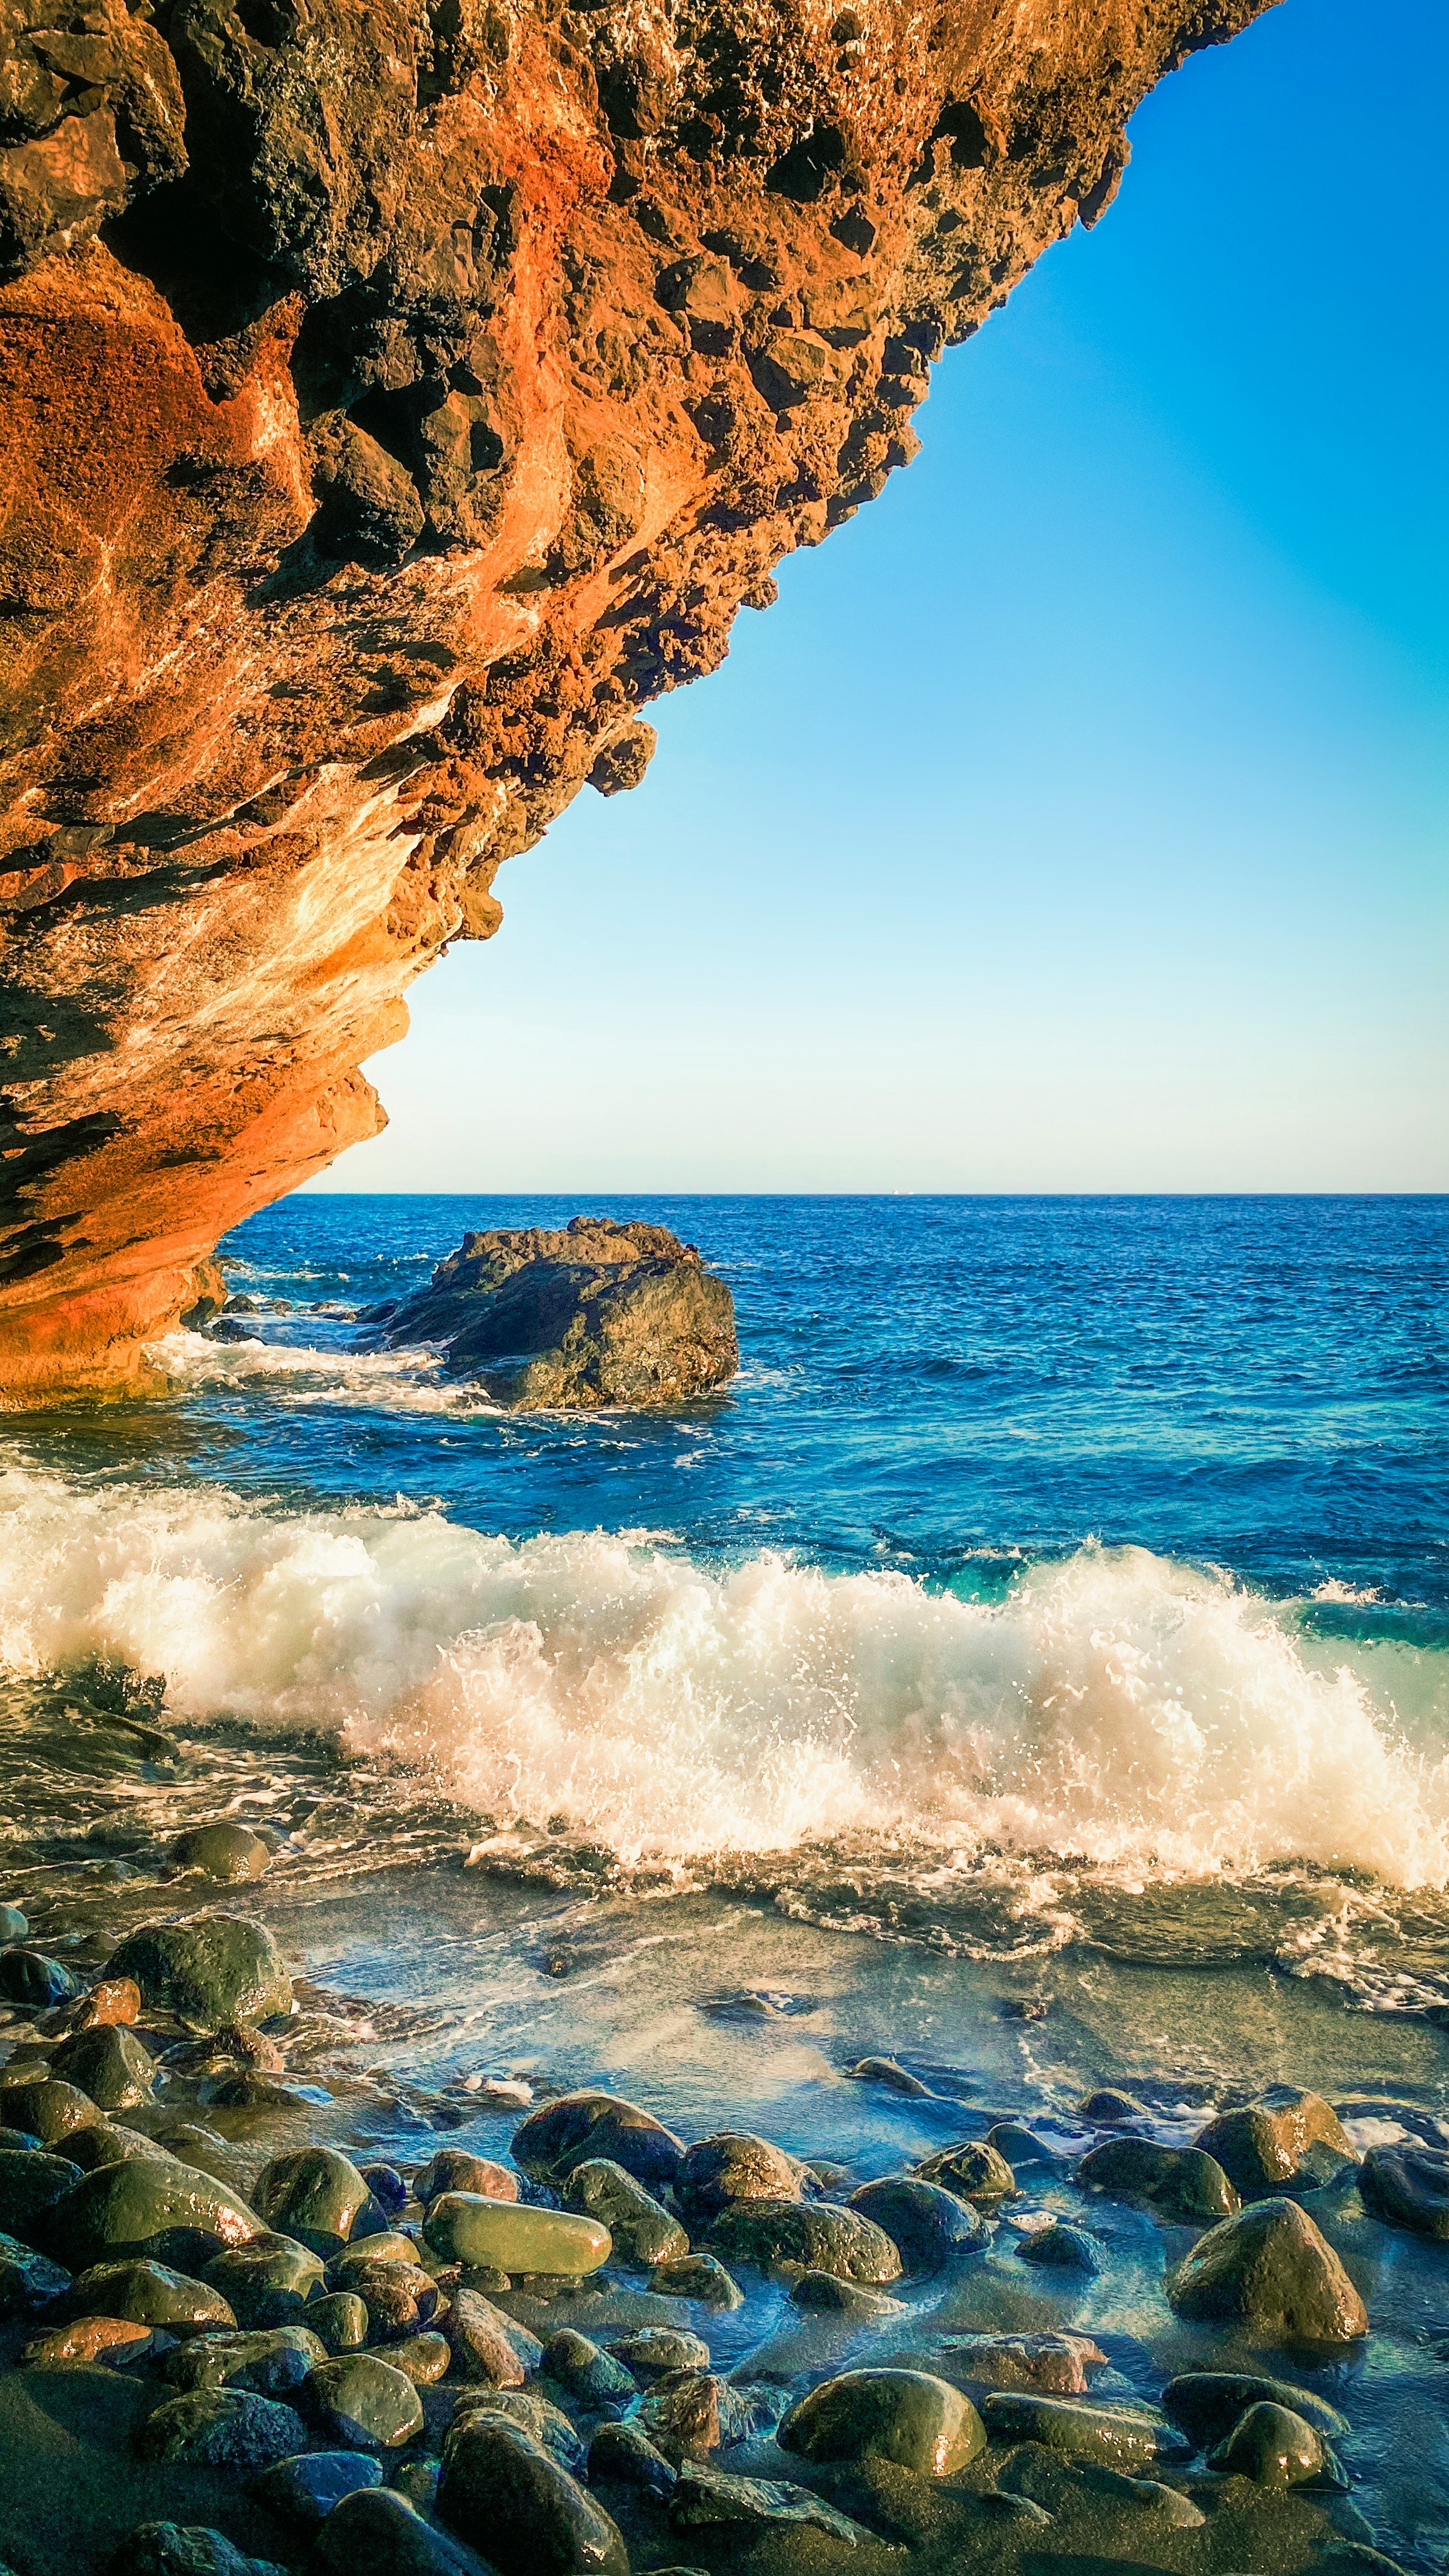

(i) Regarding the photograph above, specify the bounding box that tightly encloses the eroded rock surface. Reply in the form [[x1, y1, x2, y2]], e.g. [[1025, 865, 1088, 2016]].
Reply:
[[0, 0, 1272, 1398]]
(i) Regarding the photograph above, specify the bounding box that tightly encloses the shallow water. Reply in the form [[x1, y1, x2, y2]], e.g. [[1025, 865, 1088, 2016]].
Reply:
[[2, 1196, 1448, 2562]]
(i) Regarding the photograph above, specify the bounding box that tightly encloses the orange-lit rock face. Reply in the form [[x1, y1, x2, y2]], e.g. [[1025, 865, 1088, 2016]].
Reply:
[[0, 0, 1272, 1400]]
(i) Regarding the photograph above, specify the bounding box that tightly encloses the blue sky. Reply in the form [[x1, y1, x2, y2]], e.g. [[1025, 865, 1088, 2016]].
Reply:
[[317, 0, 1448, 1195]]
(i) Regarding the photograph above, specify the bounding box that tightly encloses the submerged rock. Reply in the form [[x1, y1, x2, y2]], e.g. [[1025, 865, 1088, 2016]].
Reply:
[[849, 2175, 986, 2269], [649, 2252, 744, 2307], [1164, 2197, 1368, 2347], [1017, 2220, 1103, 2273], [1207, 2398, 1336, 2488], [167, 1825, 274, 1884], [1161, 2369, 1350, 2446], [917, 2139, 1018, 2202], [779, 2369, 985, 2475], [374, 1218, 737, 1410]]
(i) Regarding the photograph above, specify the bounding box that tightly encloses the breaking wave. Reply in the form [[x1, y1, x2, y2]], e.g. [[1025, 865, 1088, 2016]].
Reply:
[[0, 1462, 1445, 1888]]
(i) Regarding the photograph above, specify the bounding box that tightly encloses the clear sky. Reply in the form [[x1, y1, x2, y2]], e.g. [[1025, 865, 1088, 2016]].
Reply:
[[315, 0, 1448, 1196]]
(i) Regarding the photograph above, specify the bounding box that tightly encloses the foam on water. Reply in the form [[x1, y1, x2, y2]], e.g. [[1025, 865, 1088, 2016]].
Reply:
[[1, 1462, 1445, 1887]]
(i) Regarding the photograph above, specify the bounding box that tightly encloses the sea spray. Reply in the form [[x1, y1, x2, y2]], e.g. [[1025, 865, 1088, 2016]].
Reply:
[[0, 1464, 1444, 1886]]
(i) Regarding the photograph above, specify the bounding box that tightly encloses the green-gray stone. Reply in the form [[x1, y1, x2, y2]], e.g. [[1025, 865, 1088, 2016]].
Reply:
[[250, 2449, 384, 2530], [1165, 2197, 1370, 2345], [1195, 2088, 1356, 2199], [306, 2289, 369, 2351], [609, 2327, 710, 2376], [203, 2232, 326, 2325], [0, 2146, 82, 2239], [705, 2196, 902, 2284], [111, 2523, 285, 2576], [564, 2157, 687, 2266], [0, 2224, 70, 2317], [254, 2147, 370, 2254], [169, 1825, 273, 1883], [980, 2394, 1185, 2470], [148, 2123, 246, 2188], [65, 2122, 175, 2174], [1076, 2135, 1239, 2222], [164, 2324, 327, 2395], [1208, 2399, 1332, 2488], [51, 2023, 157, 2112], [0, 2077, 102, 2145], [649, 2253, 743, 2307], [107, 1915, 292, 2029], [1162, 2371, 1348, 2445], [670, 2461, 872, 2543], [439, 2417, 629, 2575], [779, 2369, 985, 2475], [511, 2089, 683, 2188], [543, 2327, 636, 2407], [68, 2257, 236, 2332], [916, 2140, 1018, 2201], [453, 2389, 586, 2472], [676, 2132, 801, 2221], [311, 2486, 495, 2576], [138, 2386, 306, 2469], [327, 2231, 423, 2279], [423, 2192, 610, 2276], [305, 2352, 425, 2449], [47, 2152, 262, 2269], [0, 1904, 29, 1942]]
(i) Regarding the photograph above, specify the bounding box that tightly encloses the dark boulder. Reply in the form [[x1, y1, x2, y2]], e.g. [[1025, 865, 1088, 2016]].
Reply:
[[371, 1217, 736, 1409]]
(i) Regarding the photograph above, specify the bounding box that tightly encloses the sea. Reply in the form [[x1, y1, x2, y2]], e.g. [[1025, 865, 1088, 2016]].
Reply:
[[4, 1192, 1449, 2553]]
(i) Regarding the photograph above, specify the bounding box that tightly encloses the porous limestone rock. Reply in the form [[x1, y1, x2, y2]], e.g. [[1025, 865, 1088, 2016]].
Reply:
[[0, 0, 1274, 1403], [373, 1216, 736, 1406]]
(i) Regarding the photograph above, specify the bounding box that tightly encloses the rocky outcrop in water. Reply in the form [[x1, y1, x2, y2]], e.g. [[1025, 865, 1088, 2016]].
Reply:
[[0, 0, 1273, 1400], [373, 1214, 736, 1406]]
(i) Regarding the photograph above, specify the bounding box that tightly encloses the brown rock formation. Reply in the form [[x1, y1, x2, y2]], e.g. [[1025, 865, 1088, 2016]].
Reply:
[[0, 0, 1273, 1401], [373, 1212, 737, 1404]]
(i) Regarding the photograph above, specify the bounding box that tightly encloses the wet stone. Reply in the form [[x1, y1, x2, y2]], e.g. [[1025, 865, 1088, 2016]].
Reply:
[[0, 1948, 82, 2008], [328, 2231, 421, 2277], [149, 2123, 246, 2189], [789, 2268, 904, 2317], [779, 2367, 985, 2475], [564, 2155, 687, 2265], [0, 2227, 71, 2315], [1162, 2369, 1350, 2446], [74, 1974, 144, 2028], [111, 2524, 285, 2576], [1359, 2141, 1449, 2238], [424, 2192, 609, 2276], [917, 2139, 1018, 2201], [1079, 2089, 1146, 2125], [706, 2195, 902, 2283], [168, 1824, 273, 1882], [589, 2416, 679, 2497], [439, 2415, 630, 2575], [980, 2393, 1186, 2469], [415, 2147, 517, 2204], [1, 2076, 103, 2143], [48, 2151, 261, 2269], [677, 2131, 802, 2221], [360, 2161, 408, 2213], [987, 2121, 1064, 2172], [637, 2368, 756, 2459], [68, 2257, 235, 2333], [312, 2484, 496, 2575], [334, 2255, 443, 2338], [849, 2175, 986, 2269], [67, 2121, 173, 2173], [138, 2385, 306, 2469], [250, 2447, 384, 2529], [23, 2311, 153, 2363], [163, 2323, 327, 2395], [650, 2252, 743, 2307], [107, 1916, 292, 2029], [847, 2055, 933, 2094], [1018, 2221, 1103, 2272], [254, 2146, 371, 2255], [1076, 2136, 1239, 2222], [932, 2332, 1106, 2393], [50, 2022, 156, 2111], [452, 2385, 585, 2469], [0, 1904, 29, 1942], [385, 2328, 453, 2383], [445, 2284, 539, 2382], [512, 2087, 683, 2187], [1208, 2397, 1334, 2487], [609, 2325, 711, 2375], [1195, 2087, 1357, 2199], [671, 2462, 872, 2543], [0, 2146, 83, 2241], [203, 2231, 325, 2325], [543, 2326, 636, 2408], [1165, 2196, 1369, 2346], [306, 2351, 426, 2449], [307, 2288, 369, 2351], [0, 2122, 40, 2151]]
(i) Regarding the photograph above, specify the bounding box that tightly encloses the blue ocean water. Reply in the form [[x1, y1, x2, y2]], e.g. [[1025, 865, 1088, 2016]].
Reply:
[[46, 1191, 1449, 1613]]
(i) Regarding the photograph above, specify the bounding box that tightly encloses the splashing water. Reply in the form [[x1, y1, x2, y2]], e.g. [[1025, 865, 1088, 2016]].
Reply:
[[1, 1462, 1444, 1886]]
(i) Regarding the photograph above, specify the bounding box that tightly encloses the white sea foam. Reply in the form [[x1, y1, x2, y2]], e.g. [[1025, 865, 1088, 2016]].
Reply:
[[0, 1463, 1445, 1884]]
